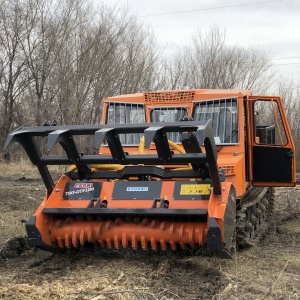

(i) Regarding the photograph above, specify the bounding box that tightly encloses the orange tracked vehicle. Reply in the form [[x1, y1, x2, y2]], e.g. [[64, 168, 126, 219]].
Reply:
[[4, 89, 296, 258]]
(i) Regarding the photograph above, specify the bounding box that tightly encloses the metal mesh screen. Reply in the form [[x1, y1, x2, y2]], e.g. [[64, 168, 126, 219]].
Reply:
[[150, 107, 188, 142], [193, 98, 238, 144], [106, 102, 145, 145]]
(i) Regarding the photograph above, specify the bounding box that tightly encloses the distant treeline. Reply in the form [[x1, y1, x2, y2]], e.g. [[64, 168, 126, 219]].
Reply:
[[1, 0, 299, 167]]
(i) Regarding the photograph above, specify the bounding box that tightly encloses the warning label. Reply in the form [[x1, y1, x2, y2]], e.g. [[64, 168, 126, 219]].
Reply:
[[180, 184, 211, 195]]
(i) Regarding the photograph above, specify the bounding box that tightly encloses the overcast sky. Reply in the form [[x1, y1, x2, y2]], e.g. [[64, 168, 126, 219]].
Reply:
[[104, 0, 300, 87]]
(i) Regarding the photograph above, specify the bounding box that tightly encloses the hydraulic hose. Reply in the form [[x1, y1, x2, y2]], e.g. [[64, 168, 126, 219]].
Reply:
[[68, 136, 191, 172]]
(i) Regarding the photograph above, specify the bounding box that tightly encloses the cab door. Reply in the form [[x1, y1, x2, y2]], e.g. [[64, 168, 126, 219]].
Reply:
[[246, 96, 296, 187]]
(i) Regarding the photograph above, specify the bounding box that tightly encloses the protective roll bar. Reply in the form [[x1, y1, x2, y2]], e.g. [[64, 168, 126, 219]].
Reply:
[[3, 120, 222, 195]]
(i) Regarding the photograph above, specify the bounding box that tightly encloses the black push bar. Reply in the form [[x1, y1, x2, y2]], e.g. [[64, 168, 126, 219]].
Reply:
[[3, 120, 222, 195]]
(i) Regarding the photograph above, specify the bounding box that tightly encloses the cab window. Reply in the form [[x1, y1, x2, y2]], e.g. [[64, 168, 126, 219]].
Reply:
[[192, 98, 238, 144], [106, 102, 145, 145], [150, 107, 187, 143]]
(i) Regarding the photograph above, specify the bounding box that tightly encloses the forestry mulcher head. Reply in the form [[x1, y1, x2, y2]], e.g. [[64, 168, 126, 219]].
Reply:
[[4, 120, 236, 258]]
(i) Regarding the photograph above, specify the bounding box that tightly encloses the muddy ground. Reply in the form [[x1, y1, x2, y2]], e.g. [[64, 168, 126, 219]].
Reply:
[[0, 164, 299, 299]]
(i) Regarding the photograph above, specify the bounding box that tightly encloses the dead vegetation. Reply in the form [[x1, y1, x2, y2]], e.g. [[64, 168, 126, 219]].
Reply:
[[0, 164, 299, 299]]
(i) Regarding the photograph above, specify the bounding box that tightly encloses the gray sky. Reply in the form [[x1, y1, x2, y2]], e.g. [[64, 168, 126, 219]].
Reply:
[[105, 0, 300, 86]]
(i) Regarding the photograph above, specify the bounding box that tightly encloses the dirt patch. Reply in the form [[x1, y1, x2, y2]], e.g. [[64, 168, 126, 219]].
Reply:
[[0, 170, 300, 299], [0, 237, 28, 259]]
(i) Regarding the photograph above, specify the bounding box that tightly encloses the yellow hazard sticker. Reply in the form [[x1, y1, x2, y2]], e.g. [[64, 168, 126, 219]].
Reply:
[[180, 184, 211, 195]]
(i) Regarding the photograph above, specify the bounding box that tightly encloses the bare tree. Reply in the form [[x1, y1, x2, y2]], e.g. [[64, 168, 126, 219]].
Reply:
[[275, 78, 300, 169], [0, 1, 31, 159], [52, 4, 160, 125], [0, 0, 160, 137], [160, 26, 274, 93], [19, 0, 95, 126], [156, 48, 190, 90]]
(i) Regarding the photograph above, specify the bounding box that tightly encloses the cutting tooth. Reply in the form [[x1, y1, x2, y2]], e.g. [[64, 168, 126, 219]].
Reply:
[[141, 236, 147, 250], [106, 238, 112, 248], [105, 221, 112, 230], [160, 239, 167, 251], [87, 230, 92, 242], [114, 235, 119, 249], [170, 241, 176, 250], [122, 233, 128, 248], [178, 224, 184, 239], [57, 237, 64, 248], [79, 229, 85, 246], [93, 224, 101, 237], [188, 227, 194, 243], [195, 228, 201, 244], [72, 231, 78, 248], [65, 233, 71, 248], [142, 218, 150, 226], [160, 222, 166, 231], [150, 220, 157, 228], [169, 223, 175, 234], [131, 234, 137, 250], [150, 237, 157, 251]]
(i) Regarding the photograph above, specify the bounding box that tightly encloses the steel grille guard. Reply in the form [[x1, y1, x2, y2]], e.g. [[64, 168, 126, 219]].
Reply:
[[3, 120, 222, 195]]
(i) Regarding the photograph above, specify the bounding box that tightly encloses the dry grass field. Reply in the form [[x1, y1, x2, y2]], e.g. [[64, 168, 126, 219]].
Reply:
[[0, 163, 299, 299]]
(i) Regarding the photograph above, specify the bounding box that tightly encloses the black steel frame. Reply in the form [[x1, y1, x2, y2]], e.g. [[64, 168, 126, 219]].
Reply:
[[3, 120, 222, 195]]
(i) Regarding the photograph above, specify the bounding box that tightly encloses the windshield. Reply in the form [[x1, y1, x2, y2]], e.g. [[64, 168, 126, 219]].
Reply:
[[106, 102, 145, 145], [192, 98, 238, 144], [151, 107, 188, 143]]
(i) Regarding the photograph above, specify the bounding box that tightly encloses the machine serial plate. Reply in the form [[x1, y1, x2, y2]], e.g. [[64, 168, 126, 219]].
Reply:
[[62, 182, 102, 200], [180, 184, 211, 195]]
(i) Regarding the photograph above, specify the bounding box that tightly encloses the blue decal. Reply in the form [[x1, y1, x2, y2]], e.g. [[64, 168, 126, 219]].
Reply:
[[126, 187, 149, 192]]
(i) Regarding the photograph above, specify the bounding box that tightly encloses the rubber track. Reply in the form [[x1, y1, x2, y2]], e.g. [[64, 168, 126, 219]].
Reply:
[[236, 187, 275, 248]]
